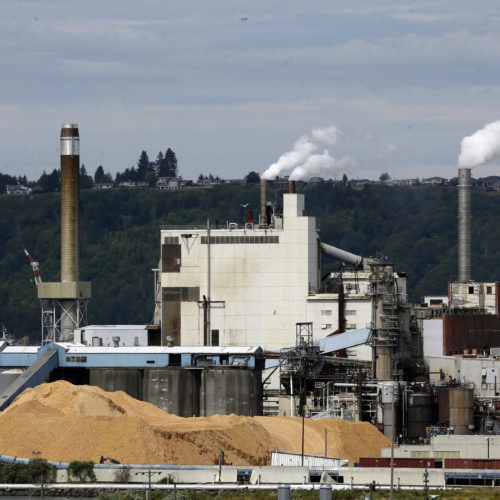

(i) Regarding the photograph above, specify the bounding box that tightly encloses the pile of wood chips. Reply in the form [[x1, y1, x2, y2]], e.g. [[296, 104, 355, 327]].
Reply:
[[0, 381, 389, 465]]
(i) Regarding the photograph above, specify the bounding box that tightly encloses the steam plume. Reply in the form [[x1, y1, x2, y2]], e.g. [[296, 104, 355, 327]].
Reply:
[[289, 151, 355, 181], [458, 120, 500, 168], [261, 125, 352, 181]]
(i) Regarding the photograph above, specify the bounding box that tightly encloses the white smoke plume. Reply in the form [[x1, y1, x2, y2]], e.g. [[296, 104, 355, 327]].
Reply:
[[289, 150, 355, 181], [310, 125, 341, 146], [261, 125, 350, 181], [261, 135, 317, 180], [458, 120, 500, 168]]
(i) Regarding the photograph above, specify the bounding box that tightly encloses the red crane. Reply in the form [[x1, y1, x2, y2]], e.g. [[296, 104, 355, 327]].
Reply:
[[21, 244, 42, 287]]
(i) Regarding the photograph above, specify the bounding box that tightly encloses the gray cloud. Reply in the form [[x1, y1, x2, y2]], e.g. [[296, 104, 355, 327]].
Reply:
[[1, 0, 499, 182]]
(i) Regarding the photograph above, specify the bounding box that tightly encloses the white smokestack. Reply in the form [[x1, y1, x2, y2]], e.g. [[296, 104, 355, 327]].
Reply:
[[261, 125, 348, 181], [458, 120, 500, 168]]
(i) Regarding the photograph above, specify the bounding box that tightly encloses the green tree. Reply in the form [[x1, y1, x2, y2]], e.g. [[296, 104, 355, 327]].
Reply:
[[379, 172, 391, 182], [161, 148, 178, 178], [80, 164, 94, 189], [137, 150, 151, 181], [37, 168, 60, 192], [245, 171, 260, 183], [154, 151, 164, 177]]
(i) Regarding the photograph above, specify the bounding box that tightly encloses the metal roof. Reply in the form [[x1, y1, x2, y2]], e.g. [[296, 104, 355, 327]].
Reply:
[[62, 345, 262, 355], [316, 328, 371, 354]]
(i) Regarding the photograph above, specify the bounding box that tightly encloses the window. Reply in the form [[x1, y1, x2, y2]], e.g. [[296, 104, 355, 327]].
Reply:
[[487, 286, 493, 295], [321, 324, 332, 329], [346, 323, 357, 330], [468, 286, 474, 294], [211, 329, 219, 346], [321, 310, 332, 316], [345, 310, 356, 316], [66, 356, 87, 363]]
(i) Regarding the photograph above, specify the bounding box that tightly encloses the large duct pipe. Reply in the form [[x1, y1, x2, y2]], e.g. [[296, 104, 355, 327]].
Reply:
[[60, 124, 80, 283], [458, 167, 471, 282], [321, 242, 364, 268]]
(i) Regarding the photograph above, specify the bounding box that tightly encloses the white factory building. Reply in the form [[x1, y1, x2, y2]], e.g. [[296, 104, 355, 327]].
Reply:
[[158, 190, 406, 360]]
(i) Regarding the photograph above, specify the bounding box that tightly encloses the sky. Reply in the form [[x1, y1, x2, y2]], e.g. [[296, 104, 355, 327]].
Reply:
[[2, 0, 500, 182]]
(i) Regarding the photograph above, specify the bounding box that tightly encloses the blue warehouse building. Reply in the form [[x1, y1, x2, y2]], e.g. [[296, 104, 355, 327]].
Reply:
[[0, 341, 263, 417]]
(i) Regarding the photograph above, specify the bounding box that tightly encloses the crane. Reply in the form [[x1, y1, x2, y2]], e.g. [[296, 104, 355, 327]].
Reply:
[[21, 244, 43, 287]]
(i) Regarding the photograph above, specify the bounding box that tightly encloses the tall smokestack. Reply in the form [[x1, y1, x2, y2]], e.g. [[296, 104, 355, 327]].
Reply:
[[60, 124, 80, 282], [36, 123, 90, 343], [458, 167, 471, 282], [260, 178, 267, 226], [289, 180, 296, 194]]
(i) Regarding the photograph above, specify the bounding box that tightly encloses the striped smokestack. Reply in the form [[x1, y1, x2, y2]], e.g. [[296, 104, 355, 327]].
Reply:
[[60, 124, 80, 282], [458, 167, 471, 282]]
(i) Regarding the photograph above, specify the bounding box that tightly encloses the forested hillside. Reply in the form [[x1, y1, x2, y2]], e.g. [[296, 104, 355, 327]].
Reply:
[[2, 183, 500, 341]]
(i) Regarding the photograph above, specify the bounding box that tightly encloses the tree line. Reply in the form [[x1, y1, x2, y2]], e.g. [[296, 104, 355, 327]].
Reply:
[[0, 148, 179, 194], [2, 182, 500, 341]]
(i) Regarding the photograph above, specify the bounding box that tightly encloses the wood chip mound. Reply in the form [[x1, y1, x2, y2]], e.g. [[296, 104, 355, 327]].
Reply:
[[0, 381, 389, 465]]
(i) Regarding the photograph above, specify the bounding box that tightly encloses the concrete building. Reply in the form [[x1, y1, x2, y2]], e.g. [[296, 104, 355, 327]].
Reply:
[[159, 192, 318, 351], [159, 190, 413, 366]]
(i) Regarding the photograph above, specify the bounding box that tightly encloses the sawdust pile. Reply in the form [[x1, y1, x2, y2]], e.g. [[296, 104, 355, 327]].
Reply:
[[0, 381, 389, 465]]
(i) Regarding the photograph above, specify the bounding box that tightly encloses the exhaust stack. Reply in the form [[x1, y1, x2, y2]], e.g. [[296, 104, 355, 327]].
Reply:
[[260, 178, 267, 227], [60, 124, 80, 282], [36, 124, 91, 343], [458, 167, 471, 282]]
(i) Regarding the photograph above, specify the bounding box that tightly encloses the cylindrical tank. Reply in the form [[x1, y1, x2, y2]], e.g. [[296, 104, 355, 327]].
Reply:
[[437, 386, 450, 424], [407, 392, 435, 439], [378, 381, 400, 440], [200, 369, 262, 417], [89, 369, 143, 400], [449, 387, 474, 434], [143, 368, 196, 417]]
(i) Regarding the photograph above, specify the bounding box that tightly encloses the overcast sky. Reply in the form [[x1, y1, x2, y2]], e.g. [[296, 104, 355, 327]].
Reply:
[[2, 0, 500, 181]]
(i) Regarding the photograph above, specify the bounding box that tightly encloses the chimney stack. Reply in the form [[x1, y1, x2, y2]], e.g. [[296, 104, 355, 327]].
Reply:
[[37, 124, 90, 343], [260, 178, 267, 227], [60, 124, 80, 282], [458, 167, 471, 282], [289, 180, 296, 194]]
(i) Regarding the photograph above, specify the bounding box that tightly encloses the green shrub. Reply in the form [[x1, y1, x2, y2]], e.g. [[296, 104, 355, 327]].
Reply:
[[67, 460, 97, 482]]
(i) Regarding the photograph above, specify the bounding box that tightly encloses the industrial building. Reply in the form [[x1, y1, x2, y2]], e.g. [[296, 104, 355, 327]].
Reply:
[[1, 124, 500, 491]]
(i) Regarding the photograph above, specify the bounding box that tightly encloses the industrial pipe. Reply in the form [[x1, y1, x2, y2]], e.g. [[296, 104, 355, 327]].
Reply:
[[320, 242, 364, 267]]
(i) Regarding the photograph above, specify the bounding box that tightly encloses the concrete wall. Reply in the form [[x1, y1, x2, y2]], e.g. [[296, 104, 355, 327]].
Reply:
[[381, 435, 500, 459]]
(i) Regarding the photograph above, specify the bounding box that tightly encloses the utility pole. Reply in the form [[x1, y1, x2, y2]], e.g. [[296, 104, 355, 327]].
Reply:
[[423, 467, 429, 500], [136, 469, 162, 500], [32, 450, 44, 500]]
